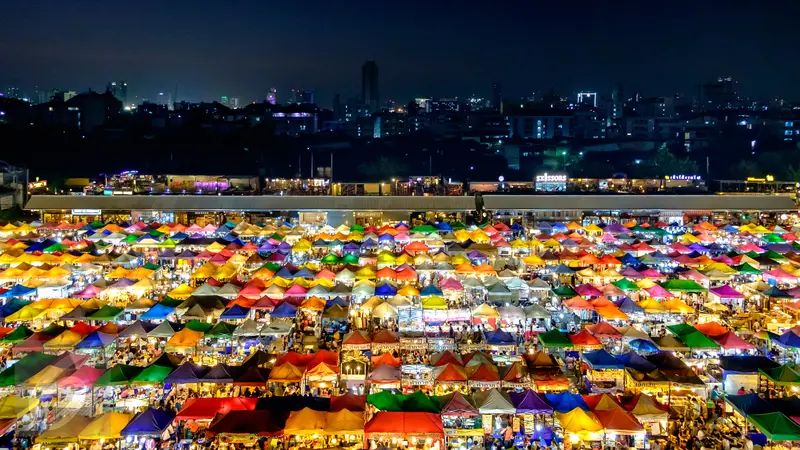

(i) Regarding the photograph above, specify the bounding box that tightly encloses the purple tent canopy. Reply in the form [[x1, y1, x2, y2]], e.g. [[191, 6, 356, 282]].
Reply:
[[604, 223, 630, 234], [467, 250, 487, 260], [276, 242, 292, 253], [688, 243, 709, 253], [258, 242, 277, 252], [509, 390, 553, 414], [709, 284, 744, 299], [164, 363, 210, 384], [573, 283, 603, 297], [110, 278, 136, 288], [201, 364, 243, 384], [368, 364, 400, 383], [768, 244, 792, 254]]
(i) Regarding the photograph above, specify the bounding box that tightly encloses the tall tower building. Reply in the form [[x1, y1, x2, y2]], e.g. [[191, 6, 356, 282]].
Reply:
[[267, 87, 277, 105], [362, 60, 379, 113], [107, 81, 128, 104], [492, 82, 502, 109]]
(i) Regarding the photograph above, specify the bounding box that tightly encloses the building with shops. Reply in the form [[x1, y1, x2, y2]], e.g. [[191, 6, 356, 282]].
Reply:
[[25, 193, 795, 228]]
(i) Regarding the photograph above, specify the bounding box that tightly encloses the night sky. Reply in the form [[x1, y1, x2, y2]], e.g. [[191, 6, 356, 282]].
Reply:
[[2, 1, 799, 107]]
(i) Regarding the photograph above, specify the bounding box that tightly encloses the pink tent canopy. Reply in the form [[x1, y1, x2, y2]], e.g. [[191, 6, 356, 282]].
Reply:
[[709, 284, 744, 299], [763, 268, 798, 283], [644, 285, 672, 298], [573, 284, 603, 297], [678, 269, 710, 282], [74, 284, 105, 299], [712, 332, 756, 350], [638, 268, 666, 280]]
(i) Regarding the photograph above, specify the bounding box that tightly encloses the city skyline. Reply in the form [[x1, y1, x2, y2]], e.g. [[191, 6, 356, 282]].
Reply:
[[2, 1, 800, 105]]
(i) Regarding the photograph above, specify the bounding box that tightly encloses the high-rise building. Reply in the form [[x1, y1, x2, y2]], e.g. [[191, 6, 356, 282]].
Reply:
[[107, 81, 128, 104], [157, 92, 172, 109], [267, 87, 277, 105], [362, 60, 379, 113], [577, 92, 598, 108], [700, 76, 738, 110], [4, 86, 20, 100], [221, 96, 240, 108], [611, 83, 623, 119], [332, 93, 342, 121], [492, 82, 502, 109]]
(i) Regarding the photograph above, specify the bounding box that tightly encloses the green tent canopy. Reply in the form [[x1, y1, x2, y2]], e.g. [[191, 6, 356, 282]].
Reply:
[[611, 278, 640, 291], [321, 254, 341, 264], [762, 234, 786, 244], [747, 412, 800, 441], [43, 243, 68, 253], [185, 320, 214, 333], [123, 234, 140, 243], [341, 254, 360, 265], [400, 390, 440, 413], [261, 262, 281, 272], [733, 263, 761, 275], [0, 325, 34, 344], [0, 351, 58, 387], [538, 329, 574, 348], [367, 390, 403, 411], [205, 322, 237, 338], [660, 279, 707, 293], [39, 324, 68, 337], [350, 224, 365, 233], [677, 331, 720, 350], [87, 306, 124, 321], [553, 285, 578, 298], [159, 297, 183, 308], [94, 364, 143, 387], [142, 262, 161, 271], [158, 239, 178, 248], [410, 225, 437, 234], [451, 221, 467, 230], [130, 364, 174, 385], [759, 365, 800, 386]]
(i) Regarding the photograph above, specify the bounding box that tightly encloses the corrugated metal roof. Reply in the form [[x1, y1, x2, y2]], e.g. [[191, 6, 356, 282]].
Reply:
[[25, 195, 476, 212], [480, 194, 796, 211]]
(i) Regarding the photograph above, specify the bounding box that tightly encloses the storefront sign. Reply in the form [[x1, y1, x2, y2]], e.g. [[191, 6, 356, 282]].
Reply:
[[665, 174, 702, 180], [535, 173, 567, 182], [71, 209, 102, 216], [28, 180, 47, 189]]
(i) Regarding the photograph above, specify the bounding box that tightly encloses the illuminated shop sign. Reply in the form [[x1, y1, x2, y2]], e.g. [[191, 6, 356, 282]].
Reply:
[[71, 209, 102, 216], [535, 173, 567, 182], [665, 175, 702, 180]]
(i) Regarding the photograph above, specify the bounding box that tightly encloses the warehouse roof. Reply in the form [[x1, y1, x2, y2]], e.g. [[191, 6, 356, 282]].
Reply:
[[480, 194, 796, 212], [25, 195, 476, 212]]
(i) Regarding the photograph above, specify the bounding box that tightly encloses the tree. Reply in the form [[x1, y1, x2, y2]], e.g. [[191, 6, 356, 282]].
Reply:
[[646, 144, 699, 177]]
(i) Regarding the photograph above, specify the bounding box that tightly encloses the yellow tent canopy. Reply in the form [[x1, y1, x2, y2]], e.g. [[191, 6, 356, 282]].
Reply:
[[4, 305, 46, 322], [661, 298, 695, 314], [555, 407, 603, 434], [167, 284, 195, 299], [37, 415, 93, 444], [106, 266, 131, 279], [164, 328, 204, 353], [637, 298, 667, 313], [472, 303, 500, 319], [522, 255, 545, 265], [42, 330, 85, 351], [190, 262, 218, 279], [325, 409, 364, 435], [23, 365, 69, 388], [421, 296, 448, 310], [0, 395, 40, 419], [269, 363, 305, 383], [285, 407, 327, 436], [78, 411, 133, 440], [397, 285, 420, 297]]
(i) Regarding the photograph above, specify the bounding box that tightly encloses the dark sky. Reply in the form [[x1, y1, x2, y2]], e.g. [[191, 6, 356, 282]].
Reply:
[[2, 1, 799, 107]]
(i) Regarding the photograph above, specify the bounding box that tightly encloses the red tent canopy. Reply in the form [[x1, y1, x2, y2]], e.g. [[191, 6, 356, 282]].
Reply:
[[594, 409, 644, 434], [712, 331, 756, 350], [206, 410, 285, 437], [330, 394, 366, 412], [693, 322, 729, 338], [586, 322, 622, 339], [468, 363, 500, 382], [57, 366, 104, 388], [176, 397, 258, 421], [365, 412, 444, 437], [371, 353, 401, 368], [569, 330, 602, 347]]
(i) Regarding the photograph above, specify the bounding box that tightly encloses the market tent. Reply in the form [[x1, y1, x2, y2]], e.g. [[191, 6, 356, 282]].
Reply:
[[582, 349, 624, 369], [747, 412, 800, 441], [625, 394, 668, 422], [759, 365, 800, 386], [325, 409, 365, 435], [164, 363, 210, 384], [78, 411, 134, 440], [594, 408, 644, 434], [539, 329, 574, 348], [474, 388, 515, 414], [0, 351, 57, 386], [726, 393, 777, 417], [206, 410, 286, 437], [284, 407, 327, 435], [555, 407, 603, 434], [330, 394, 367, 412], [0, 395, 39, 419], [164, 328, 204, 352], [364, 412, 444, 437], [120, 408, 176, 437], [36, 415, 92, 444], [58, 365, 104, 388], [509, 390, 553, 414], [175, 397, 258, 421]]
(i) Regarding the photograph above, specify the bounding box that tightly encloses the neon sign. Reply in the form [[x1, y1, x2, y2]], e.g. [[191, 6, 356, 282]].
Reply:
[[535, 173, 567, 183]]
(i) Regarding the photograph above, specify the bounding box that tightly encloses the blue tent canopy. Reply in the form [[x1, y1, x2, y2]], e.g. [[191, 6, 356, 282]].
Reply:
[[164, 363, 210, 384], [629, 339, 658, 352], [436, 222, 453, 231], [326, 297, 349, 308], [140, 303, 176, 321], [615, 297, 644, 314], [220, 305, 250, 320], [293, 268, 316, 279], [619, 253, 641, 266], [545, 392, 589, 413], [616, 350, 657, 372], [726, 394, 777, 417], [510, 223, 525, 232], [375, 283, 397, 297], [76, 331, 116, 349], [378, 234, 394, 242], [0, 298, 31, 316], [484, 330, 515, 346], [121, 408, 176, 437], [582, 349, 624, 369], [0, 285, 37, 298], [720, 356, 781, 374], [775, 331, 800, 348], [274, 267, 294, 279], [270, 302, 298, 318], [419, 285, 443, 297]]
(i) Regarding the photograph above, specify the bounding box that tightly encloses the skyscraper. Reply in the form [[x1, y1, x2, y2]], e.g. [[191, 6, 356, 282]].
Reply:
[[267, 87, 277, 105], [362, 60, 379, 113], [107, 81, 128, 104], [492, 82, 502, 109]]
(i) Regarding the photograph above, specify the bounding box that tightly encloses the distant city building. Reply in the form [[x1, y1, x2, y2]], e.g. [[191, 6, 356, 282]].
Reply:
[[290, 89, 315, 105], [428, 98, 460, 113], [577, 92, 597, 107], [4, 86, 20, 100], [373, 112, 406, 138], [700, 76, 739, 110], [52, 91, 77, 103], [157, 92, 172, 109], [221, 96, 241, 109], [362, 60, 379, 113], [267, 87, 277, 105], [509, 114, 573, 139], [492, 82, 502, 109], [107, 81, 128, 104], [611, 83, 624, 119]]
